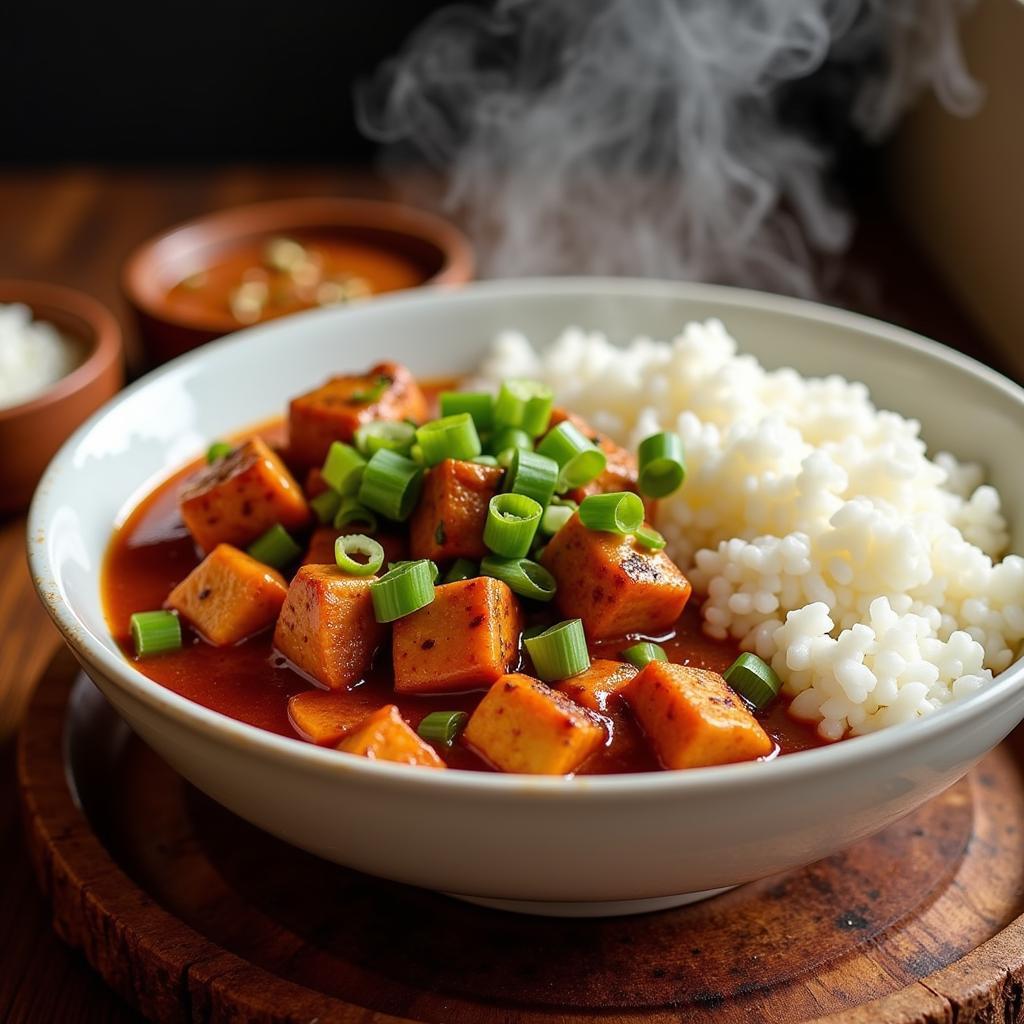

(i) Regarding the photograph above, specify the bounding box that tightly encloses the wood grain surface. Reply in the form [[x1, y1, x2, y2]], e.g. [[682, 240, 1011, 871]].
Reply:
[[0, 166, 1019, 1023]]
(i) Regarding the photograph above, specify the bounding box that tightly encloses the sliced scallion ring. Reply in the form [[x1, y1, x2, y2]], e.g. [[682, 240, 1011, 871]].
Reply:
[[444, 558, 477, 584], [472, 454, 500, 467], [723, 652, 782, 710], [439, 391, 495, 433], [130, 610, 182, 658], [354, 419, 417, 458], [540, 503, 574, 536], [370, 559, 437, 622], [388, 559, 440, 584], [621, 642, 668, 669], [637, 431, 686, 498], [309, 488, 342, 525], [494, 379, 554, 436], [634, 524, 666, 550], [486, 427, 533, 458], [483, 492, 542, 559], [333, 497, 379, 532], [537, 421, 606, 490], [416, 413, 482, 466], [357, 449, 424, 521], [334, 534, 385, 576], [417, 710, 469, 747], [480, 555, 556, 602], [525, 618, 590, 681], [578, 491, 644, 534], [502, 448, 558, 509], [206, 441, 233, 464], [321, 441, 366, 496], [247, 523, 302, 569]]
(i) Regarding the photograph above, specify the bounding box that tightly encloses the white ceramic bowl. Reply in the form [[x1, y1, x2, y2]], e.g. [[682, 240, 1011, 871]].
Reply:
[[28, 279, 1024, 917]]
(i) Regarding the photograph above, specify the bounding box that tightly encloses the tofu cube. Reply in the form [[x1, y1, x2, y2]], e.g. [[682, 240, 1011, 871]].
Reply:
[[409, 458, 503, 562], [273, 565, 386, 689], [302, 526, 407, 568], [541, 513, 692, 640], [463, 673, 607, 775], [393, 577, 523, 694], [165, 543, 288, 646], [288, 360, 429, 467], [289, 688, 394, 746], [180, 437, 309, 554], [555, 658, 638, 713], [337, 705, 445, 768], [622, 661, 774, 769]]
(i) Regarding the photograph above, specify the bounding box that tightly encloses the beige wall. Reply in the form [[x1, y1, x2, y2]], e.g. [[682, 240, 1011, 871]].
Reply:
[[890, 0, 1024, 376]]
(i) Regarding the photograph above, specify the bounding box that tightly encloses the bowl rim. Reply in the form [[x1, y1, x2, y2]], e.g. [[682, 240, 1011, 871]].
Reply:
[[0, 279, 122, 422], [121, 196, 475, 335], [27, 276, 1024, 797]]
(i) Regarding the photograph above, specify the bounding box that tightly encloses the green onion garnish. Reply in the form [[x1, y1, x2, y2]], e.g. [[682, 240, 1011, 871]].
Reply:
[[309, 488, 342, 524], [723, 652, 782, 710], [494, 379, 554, 436], [444, 558, 477, 583], [551, 496, 579, 509], [622, 642, 668, 668], [247, 524, 302, 569], [502, 448, 558, 509], [335, 534, 385, 576], [440, 391, 495, 433], [354, 419, 417, 458], [333, 497, 379, 532], [370, 559, 437, 622], [388, 559, 440, 584], [130, 610, 182, 658], [349, 373, 392, 404], [486, 427, 533, 458], [525, 618, 590, 681], [522, 623, 549, 641], [537, 421, 607, 490], [634, 524, 666, 550], [484, 492, 543, 559], [206, 441, 233, 464], [321, 442, 366, 496], [540, 503, 574, 536], [357, 449, 424, 521], [472, 454, 500, 467], [578, 491, 644, 535], [417, 710, 469, 748], [637, 432, 687, 498], [415, 413, 482, 467], [480, 555, 557, 602]]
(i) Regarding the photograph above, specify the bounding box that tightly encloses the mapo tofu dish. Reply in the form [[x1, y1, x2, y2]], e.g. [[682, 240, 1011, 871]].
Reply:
[[105, 361, 823, 775]]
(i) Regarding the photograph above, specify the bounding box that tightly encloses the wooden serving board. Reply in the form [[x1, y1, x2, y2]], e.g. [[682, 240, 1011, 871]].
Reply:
[[17, 647, 1024, 1023]]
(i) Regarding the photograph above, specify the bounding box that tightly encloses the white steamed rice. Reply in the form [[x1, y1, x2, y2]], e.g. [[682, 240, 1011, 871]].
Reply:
[[476, 319, 1024, 740]]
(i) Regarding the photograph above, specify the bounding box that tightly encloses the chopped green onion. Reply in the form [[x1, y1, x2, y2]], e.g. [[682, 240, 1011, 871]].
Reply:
[[622, 642, 668, 669], [333, 497, 378, 532], [440, 391, 495, 432], [494, 379, 554, 436], [472, 455, 500, 467], [724, 652, 782, 710], [444, 558, 477, 583], [551, 496, 579, 509], [480, 555, 557, 602], [486, 427, 533, 458], [358, 449, 424, 521], [417, 710, 469, 747], [349, 373, 392, 404], [354, 419, 416, 458], [309, 488, 342, 524], [416, 413, 482, 467], [335, 534, 385, 576], [321, 442, 366, 496], [525, 618, 590, 681], [370, 560, 436, 622], [540, 503, 574, 536], [522, 623, 549, 641], [634, 524, 667, 550], [388, 559, 440, 584], [247, 524, 302, 569], [578, 491, 644, 534], [130, 610, 182, 658], [410, 442, 424, 464], [502, 448, 558, 509], [206, 441, 233, 464], [638, 432, 687, 498], [484, 492, 542, 559], [537, 421, 606, 490]]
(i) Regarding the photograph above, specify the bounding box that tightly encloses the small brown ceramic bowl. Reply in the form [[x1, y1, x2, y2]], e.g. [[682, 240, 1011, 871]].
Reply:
[[0, 281, 123, 515], [123, 197, 475, 365]]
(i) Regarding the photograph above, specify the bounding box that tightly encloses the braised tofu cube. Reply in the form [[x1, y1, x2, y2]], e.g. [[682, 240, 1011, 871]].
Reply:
[[409, 458, 503, 562], [180, 437, 309, 554], [541, 513, 691, 640], [622, 661, 774, 769], [302, 526, 407, 568], [304, 466, 328, 499], [555, 658, 638, 713], [393, 577, 522, 694], [337, 705, 445, 768], [165, 543, 287, 646], [273, 565, 386, 689], [288, 360, 429, 467], [463, 673, 606, 775], [289, 688, 391, 746]]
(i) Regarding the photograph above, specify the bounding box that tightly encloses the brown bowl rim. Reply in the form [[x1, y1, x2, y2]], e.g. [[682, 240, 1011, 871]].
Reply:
[[122, 196, 475, 336], [0, 279, 123, 423]]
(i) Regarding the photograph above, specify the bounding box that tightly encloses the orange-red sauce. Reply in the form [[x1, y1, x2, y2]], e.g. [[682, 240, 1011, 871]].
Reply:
[[102, 417, 824, 772]]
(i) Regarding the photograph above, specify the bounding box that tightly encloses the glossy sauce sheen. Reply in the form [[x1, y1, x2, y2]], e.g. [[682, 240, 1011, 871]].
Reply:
[[103, 419, 825, 774]]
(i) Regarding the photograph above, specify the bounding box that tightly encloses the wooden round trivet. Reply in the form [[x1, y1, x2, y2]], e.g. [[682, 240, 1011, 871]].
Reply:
[[17, 646, 1024, 1023]]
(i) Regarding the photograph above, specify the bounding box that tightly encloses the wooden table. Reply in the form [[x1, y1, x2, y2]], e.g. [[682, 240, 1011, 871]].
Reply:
[[0, 167, 1017, 1023]]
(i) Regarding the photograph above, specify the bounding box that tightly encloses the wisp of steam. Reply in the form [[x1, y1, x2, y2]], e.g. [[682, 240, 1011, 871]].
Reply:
[[357, 0, 980, 295]]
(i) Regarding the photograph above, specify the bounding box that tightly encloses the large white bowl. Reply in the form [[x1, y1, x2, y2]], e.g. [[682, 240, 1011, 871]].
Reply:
[[28, 279, 1024, 917]]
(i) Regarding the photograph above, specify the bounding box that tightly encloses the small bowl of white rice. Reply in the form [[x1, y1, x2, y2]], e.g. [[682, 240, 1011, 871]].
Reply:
[[0, 280, 122, 513]]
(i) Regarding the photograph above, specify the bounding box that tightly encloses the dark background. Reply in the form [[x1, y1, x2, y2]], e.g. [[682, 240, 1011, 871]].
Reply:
[[0, 1, 450, 163]]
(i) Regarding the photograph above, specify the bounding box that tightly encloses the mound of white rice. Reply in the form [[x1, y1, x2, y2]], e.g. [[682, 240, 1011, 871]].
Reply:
[[476, 319, 1024, 740]]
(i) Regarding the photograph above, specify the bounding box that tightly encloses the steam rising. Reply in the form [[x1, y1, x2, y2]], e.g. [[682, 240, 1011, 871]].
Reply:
[[357, 0, 980, 295]]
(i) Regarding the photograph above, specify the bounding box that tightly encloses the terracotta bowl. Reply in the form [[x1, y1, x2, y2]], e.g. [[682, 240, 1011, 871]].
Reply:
[[123, 197, 475, 365], [0, 281, 123, 515]]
